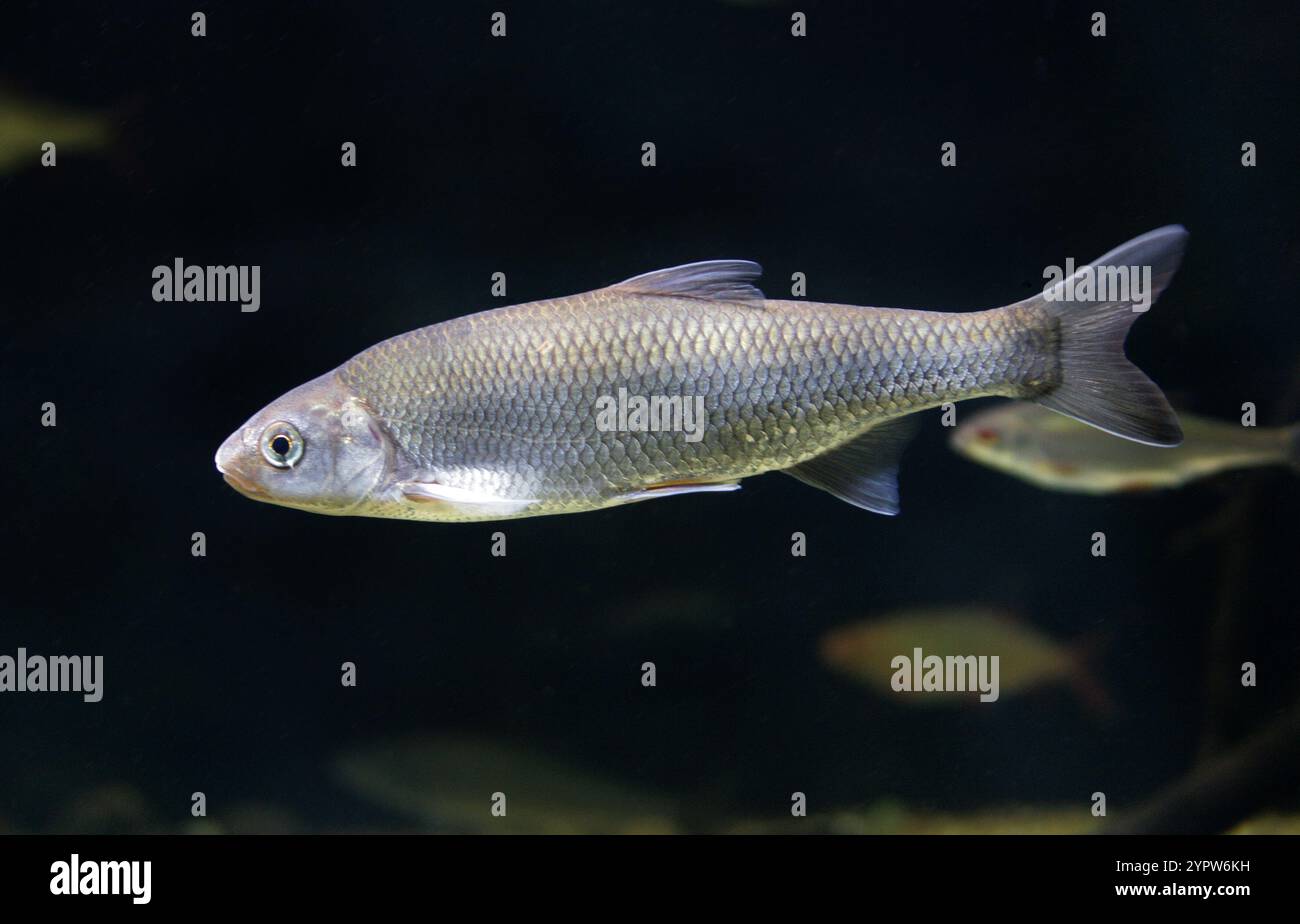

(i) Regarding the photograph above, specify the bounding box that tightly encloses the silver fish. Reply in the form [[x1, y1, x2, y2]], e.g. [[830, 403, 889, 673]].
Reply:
[[216, 227, 1187, 522], [952, 402, 1299, 494]]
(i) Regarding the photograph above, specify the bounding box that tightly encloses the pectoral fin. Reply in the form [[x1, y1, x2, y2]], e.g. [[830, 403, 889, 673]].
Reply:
[[398, 480, 538, 516], [783, 416, 920, 515]]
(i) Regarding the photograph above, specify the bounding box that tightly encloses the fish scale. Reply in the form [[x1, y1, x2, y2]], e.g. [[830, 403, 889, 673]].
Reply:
[[338, 294, 1054, 511]]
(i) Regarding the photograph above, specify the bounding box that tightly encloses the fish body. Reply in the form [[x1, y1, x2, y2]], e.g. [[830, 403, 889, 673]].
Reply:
[[818, 606, 1101, 707], [952, 403, 1300, 494], [0, 91, 113, 174], [333, 735, 677, 834], [217, 227, 1187, 522], [335, 292, 1053, 519]]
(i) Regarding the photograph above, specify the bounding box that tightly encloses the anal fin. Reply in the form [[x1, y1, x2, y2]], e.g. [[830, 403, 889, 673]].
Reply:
[[783, 416, 920, 515], [617, 480, 741, 504]]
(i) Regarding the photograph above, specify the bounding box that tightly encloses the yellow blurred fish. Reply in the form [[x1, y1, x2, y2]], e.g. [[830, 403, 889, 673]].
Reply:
[[0, 89, 115, 174], [332, 734, 678, 834], [834, 800, 1094, 835], [952, 402, 1299, 494], [722, 800, 1093, 835], [1229, 812, 1300, 835], [818, 606, 1110, 712]]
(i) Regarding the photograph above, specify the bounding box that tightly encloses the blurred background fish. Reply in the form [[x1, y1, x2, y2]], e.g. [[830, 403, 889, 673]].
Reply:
[[951, 403, 1300, 494], [332, 735, 679, 834], [0, 87, 116, 174], [723, 801, 1300, 835], [47, 783, 155, 835], [818, 606, 1111, 714]]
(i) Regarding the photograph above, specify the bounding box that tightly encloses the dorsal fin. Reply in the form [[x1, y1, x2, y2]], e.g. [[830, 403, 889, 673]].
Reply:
[[610, 260, 765, 303]]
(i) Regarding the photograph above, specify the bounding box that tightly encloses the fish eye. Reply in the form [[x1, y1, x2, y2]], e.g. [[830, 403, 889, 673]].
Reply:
[[259, 421, 304, 468]]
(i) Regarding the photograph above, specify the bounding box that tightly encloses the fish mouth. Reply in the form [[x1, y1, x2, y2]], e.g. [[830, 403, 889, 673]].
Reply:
[[215, 431, 271, 500], [220, 468, 269, 500]]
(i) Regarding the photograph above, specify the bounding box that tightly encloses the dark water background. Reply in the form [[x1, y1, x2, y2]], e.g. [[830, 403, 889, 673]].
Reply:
[[2, 1, 1298, 832]]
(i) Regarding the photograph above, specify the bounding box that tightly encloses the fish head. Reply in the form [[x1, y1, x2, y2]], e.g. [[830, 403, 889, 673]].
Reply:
[[818, 625, 876, 673], [215, 372, 391, 514]]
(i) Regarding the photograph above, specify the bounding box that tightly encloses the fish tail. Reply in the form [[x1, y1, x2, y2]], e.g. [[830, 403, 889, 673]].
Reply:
[[1066, 634, 1119, 721], [1022, 226, 1187, 446], [1286, 423, 1300, 472]]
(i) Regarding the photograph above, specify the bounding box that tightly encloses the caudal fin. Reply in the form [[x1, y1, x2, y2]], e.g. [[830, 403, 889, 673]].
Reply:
[[1024, 226, 1187, 446], [1286, 423, 1300, 473]]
